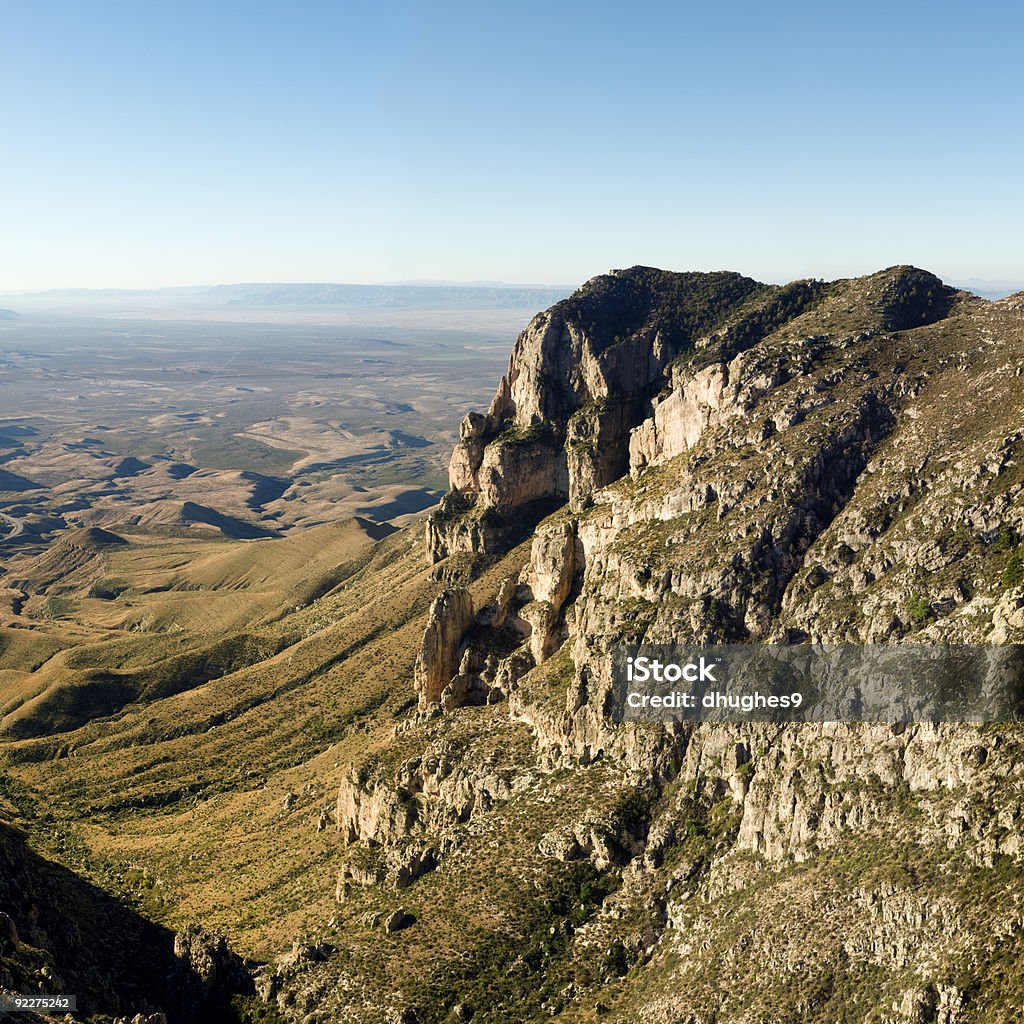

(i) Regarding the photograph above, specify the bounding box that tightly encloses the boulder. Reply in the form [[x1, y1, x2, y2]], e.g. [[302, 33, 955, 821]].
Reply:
[[384, 907, 414, 933]]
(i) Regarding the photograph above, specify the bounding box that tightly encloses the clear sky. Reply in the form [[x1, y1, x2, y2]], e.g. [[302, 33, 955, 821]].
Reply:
[[2, 0, 1022, 290]]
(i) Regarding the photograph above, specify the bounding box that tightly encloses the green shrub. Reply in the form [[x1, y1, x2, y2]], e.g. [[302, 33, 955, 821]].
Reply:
[[1002, 550, 1024, 588], [993, 527, 1019, 553], [496, 422, 558, 448], [905, 593, 932, 625], [88, 577, 126, 599]]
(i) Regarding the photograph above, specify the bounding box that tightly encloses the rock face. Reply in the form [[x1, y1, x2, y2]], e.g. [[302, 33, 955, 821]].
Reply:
[[418, 268, 1024, 766], [383, 907, 414, 933], [171, 925, 255, 1021], [413, 588, 474, 707], [628, 361, 733, 471], [519, 520, 580, 662], [426, 269, 831, 561]]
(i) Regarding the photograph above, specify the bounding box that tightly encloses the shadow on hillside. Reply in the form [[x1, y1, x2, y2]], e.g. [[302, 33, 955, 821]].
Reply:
[[180, 502, 279, 539], [0, 469, 43, 492], [0, 820, 253, 1023]]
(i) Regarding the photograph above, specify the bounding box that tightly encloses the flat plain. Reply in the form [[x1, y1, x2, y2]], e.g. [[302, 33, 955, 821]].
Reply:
[[0, 289, 559, 552]]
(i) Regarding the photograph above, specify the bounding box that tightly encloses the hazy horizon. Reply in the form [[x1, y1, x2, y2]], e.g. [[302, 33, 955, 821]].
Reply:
[[2, 271, 1022, 304]]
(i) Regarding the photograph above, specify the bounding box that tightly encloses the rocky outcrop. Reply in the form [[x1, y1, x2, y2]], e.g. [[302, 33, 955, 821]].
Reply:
[[334, 726, 527, 910], [171, 925, 255, 1022], [413, 588, 474, 707], [425, 268, 826, 561], [517, 520, 580, 661], [522, 521, 579, 609], [337, 740, 518, 849], [628, 362, 733, 471], [989, 586, 1024, 642], [383, 907, 414, 933]]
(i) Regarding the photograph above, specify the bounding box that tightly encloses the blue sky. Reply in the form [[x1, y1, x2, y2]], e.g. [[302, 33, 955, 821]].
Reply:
[[2, 1, 1022, 289]]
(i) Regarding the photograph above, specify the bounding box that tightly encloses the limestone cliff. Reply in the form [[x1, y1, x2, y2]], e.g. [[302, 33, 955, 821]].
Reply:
[[426, 268, 831, 561], [413, 588, 475, 708]]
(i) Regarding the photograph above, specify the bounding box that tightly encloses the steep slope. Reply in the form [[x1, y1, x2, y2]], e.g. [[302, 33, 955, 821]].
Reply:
[[2, 267, 1024, 1024], [0, 820, 252, 1023]]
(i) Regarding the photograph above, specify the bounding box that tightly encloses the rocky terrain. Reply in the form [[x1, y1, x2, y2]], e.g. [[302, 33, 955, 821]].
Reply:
[[2, 265, 1024, 1022]]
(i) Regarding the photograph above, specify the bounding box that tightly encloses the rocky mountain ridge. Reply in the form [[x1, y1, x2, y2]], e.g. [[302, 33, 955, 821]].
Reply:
[[418, 267, 1023, 736], [323, 265, 1024, 1022]]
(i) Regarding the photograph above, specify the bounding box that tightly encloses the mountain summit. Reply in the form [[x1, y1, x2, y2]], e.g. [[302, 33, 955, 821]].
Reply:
[[428, 265, 962, 558]]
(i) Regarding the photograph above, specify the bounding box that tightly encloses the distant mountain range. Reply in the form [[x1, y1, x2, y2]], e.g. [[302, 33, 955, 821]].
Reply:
[[950, 277, 1024, 299], [3, 276, 1020, 307], [0, 281, 573, 310]]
